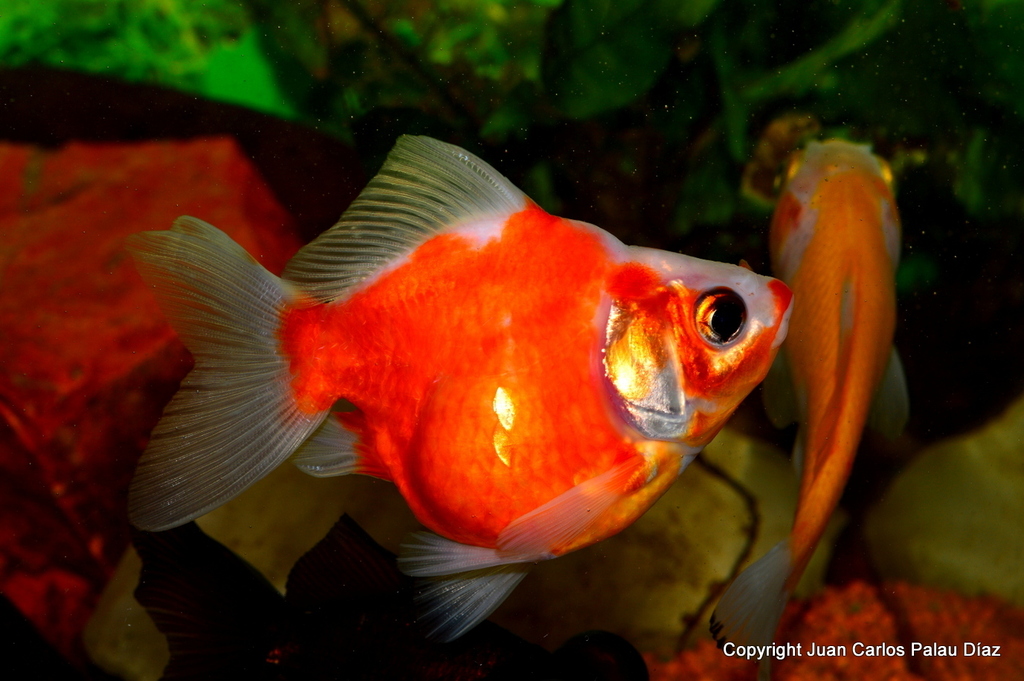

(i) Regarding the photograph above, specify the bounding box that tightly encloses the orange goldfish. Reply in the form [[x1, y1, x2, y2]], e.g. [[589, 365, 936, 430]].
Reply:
[[127, 136, 792, 641], [711, 140, 909, 649]]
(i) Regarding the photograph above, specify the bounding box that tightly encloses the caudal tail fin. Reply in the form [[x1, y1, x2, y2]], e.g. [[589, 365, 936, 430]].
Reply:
[[710, 539, 792, 649], [127, 217, 327, 531]]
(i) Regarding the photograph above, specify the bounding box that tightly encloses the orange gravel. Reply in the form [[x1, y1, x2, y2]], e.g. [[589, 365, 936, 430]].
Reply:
[[646, 581, 1023, 681]]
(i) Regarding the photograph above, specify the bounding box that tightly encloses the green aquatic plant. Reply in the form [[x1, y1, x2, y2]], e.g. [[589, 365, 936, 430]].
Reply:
[[0, 0, 248, 86], [6, 0, 1024, 290]]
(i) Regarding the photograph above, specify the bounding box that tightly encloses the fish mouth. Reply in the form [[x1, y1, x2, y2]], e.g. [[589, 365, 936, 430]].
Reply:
[[618, 401, 690, 441]]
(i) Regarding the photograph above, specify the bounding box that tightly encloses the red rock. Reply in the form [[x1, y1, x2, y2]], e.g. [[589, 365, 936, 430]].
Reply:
[[0, 137, 306, 664]]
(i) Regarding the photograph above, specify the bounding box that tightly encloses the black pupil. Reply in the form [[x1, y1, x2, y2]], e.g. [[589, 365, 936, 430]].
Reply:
[[709, 296, 744, 341]]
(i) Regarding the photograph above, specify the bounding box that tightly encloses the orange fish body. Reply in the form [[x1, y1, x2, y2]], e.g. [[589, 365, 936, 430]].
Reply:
[[712, 140, 908, 649], [279, 209, 654, 550], [126, 136, 793, 640]]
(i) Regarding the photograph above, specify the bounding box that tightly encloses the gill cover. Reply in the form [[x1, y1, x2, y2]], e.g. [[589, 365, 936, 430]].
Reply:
[[604, 299, 685, 440]]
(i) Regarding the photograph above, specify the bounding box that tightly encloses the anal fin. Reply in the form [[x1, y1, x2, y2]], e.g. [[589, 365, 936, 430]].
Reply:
[[413, 566, 530, 642], [867, 346, 910, 438], [292, 414, 360, 477]]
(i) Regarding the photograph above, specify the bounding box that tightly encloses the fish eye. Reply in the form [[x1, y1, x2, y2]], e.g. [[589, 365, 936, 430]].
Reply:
[[695, 289, 746, 345]]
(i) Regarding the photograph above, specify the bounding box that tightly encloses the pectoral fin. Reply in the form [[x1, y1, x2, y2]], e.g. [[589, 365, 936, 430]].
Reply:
[[791, 426, 807, 477], [761, 349, 799, 429], [399, 531, 537, 576], [497, 456, 647, 557], [867, 346, 910, 438], [396, 456, 650, 641]]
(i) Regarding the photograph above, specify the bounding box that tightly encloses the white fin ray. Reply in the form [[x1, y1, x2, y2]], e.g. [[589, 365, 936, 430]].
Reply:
[[413, 565, 530, 642], [497, 457, 643, 557], [711, 540, 793, 648], [127, 217, 326, 531], [397, 457, 648, 642], [398, 532, 537, 577], [292, 414, 359, 477], [791, 427, 807, 477], [397, 458, 646, 576], [761, 349, 799, 430], [283, 136, 528, 303], [867, 346, 910, 439]]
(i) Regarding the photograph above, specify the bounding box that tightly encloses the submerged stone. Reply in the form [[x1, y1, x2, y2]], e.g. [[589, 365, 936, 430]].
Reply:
[[866, 390, 1024, 606]]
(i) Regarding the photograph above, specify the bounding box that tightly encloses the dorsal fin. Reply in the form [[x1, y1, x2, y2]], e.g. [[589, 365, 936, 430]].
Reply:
[[283, 136, 529, 303]]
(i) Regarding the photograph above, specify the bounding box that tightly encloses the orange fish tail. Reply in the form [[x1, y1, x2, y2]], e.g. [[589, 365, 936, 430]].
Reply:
[[711, 539, 793, 648]]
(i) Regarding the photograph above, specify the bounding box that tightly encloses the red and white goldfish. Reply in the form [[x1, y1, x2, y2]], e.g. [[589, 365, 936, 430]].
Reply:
[[711, 139, 909, 649], [127, 136, 792, 641]]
